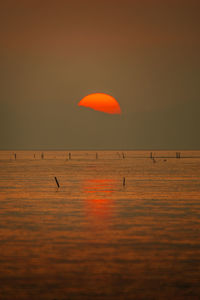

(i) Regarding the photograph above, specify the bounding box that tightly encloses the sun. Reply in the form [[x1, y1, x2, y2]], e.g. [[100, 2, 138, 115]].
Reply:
[[78, 93, 121, 114]]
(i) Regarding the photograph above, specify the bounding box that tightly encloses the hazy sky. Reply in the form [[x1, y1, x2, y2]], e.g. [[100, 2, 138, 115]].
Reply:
[[1, 0, 200, 149]]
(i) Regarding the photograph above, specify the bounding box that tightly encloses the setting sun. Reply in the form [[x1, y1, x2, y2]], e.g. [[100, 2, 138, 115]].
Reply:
[[78, 93, 121, 114]]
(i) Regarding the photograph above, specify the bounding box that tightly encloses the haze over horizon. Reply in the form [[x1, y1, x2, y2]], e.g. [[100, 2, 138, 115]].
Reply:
[[1, 0, 200, 150]]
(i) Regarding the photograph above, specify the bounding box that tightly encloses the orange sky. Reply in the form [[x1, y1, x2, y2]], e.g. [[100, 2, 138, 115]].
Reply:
[[0, 0, 200, 149], [1, 0, 199, 54]]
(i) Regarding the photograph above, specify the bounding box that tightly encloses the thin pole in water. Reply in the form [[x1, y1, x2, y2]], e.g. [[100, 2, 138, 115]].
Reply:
[[54, 177, 60, 188], [123, 177, 126, 186]]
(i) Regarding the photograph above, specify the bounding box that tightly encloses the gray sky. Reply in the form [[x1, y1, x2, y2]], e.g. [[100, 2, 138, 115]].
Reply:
[[0, 0, 200, 149]]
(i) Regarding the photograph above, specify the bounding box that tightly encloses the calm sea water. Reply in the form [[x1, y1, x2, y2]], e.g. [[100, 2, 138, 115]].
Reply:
[[0, 150, 200, 300]]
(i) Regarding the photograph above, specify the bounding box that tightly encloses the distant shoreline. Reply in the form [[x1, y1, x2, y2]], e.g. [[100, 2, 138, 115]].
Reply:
[[1, 149, 200, 152]]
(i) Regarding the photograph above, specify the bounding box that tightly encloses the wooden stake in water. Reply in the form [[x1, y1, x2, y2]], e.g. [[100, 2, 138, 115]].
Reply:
[[69, 152, 71, 160], [96, 152, 98, 159], [14, 153, 16, 160], [123, 177, 126, 186], [54, 177, 60, 188]]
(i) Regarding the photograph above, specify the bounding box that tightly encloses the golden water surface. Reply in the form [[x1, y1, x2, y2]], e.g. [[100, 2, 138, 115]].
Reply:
[[0, 151, 200, 300]]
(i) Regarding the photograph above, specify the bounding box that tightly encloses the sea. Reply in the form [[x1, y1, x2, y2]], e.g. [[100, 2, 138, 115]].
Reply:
[[0, 150, 200, 300]]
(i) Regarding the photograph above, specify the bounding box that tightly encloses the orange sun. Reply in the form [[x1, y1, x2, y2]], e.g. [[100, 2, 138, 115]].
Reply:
[[78, 93, 121, 114]]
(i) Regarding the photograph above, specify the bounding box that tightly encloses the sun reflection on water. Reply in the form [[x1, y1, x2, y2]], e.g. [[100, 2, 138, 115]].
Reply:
[[82, 179, 116, 220]]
